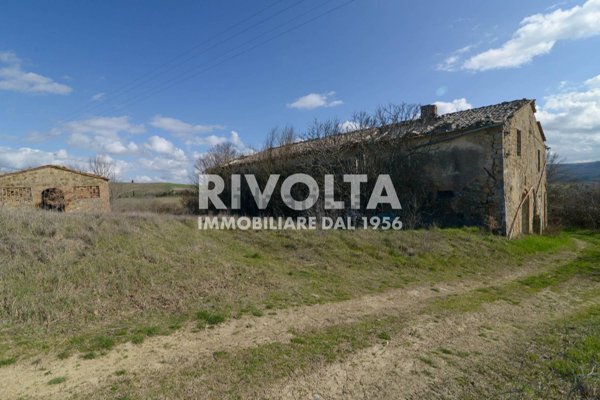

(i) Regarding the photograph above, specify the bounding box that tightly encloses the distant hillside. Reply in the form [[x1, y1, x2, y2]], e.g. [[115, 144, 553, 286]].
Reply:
[[110, 182, 194, 198], [554, 161, 600, 182]]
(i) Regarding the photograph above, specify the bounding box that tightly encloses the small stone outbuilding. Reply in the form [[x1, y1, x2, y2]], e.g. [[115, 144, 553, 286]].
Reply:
[[0, 165, 110, 213]]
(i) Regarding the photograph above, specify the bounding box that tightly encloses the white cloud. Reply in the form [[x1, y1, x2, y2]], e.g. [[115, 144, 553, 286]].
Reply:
[[138, 156, 190, 182], [67, 132, 139, 155], [145, 135, 187, 161], [0, 51, 72, 95], [2, 114, 255, 182], [287, 91, 343, 110], [186, 134, 229, 147], [229, 131, 254, 154], [436, 45, 475, 71], [0, 147, 81, 171], [56, 116, 144, 155], [340, 120, 361, 133], [26, 129, 61, 143], [133, 175, 154, 183], [137, 135, 191, 182], [150, 115, 223, 137], [91, 92, 105, 101], [538, 74, 600, 161], [433, 98, 473, 115], [185, 130, 253, 154], [584, 74, 600, 87], [462, 0, 600, 71], [133, 175, 155, 183], [0, 146, 133, 179], [62, 116, 145, 137]]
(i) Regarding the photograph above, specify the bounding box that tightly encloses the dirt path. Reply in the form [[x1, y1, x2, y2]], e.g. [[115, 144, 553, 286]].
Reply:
[[266, 281, 600, 399], [0, 248, 584, 399]]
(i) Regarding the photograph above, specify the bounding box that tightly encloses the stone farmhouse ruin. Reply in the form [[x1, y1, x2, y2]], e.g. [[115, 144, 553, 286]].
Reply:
[[0, 165, 110, 213], [219, 99, 547, 238]]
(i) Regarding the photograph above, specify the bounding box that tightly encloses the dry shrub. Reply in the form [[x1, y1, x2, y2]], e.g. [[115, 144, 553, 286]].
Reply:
[[549, 183, 600, 229]]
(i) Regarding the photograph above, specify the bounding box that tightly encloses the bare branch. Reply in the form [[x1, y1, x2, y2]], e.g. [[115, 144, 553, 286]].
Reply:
[[88, 155, 117, 181]]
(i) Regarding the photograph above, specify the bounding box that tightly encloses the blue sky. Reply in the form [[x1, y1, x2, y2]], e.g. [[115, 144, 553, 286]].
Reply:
[[1, 0, 600, 182]]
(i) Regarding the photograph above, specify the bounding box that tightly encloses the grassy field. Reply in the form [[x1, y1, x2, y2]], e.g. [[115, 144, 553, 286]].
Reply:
[[109, 182, 192, 214], [0, 210, 598, 399], [110, 182, 193, 197]]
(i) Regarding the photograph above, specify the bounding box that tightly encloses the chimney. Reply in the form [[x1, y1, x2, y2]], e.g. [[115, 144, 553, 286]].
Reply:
[[420, 104, 438, 121]]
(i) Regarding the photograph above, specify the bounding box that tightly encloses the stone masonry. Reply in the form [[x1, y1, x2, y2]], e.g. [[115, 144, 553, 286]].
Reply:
[[0, 165, 110, 213], [225, 99, 547, 237]]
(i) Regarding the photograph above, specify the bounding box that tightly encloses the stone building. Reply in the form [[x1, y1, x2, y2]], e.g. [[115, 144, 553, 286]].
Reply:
[[405, 99, 548, 237], [0, 165, 110, 213], [223, 99, 547, 237]]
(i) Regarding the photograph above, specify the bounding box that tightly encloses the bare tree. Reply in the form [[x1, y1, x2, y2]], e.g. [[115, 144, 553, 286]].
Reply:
[[263, 126, 297, 151], [549, 182, 600, 229], [88, 155, 117, 181], [87, 155, 123, 206], [546, 150, 567, 183], [198, 102, 440, 225], [194, 143, 240, 174], [181, 143, 242, 214], [303, 117, 343, 141]]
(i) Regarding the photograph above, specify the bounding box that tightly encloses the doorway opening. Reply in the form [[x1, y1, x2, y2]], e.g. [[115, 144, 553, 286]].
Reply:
[[41, 188, 65, 211], [521, 192, 530, 234]]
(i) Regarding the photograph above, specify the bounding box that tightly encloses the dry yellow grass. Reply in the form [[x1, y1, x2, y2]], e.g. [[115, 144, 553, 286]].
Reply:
[[0, 209, 575, 360], [1, 209, 598, 399]]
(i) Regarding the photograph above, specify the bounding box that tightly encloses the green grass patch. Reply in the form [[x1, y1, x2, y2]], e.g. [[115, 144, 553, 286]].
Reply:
[[134, 326, 161, 337], [81, 352, 97, 360], [99, 316, 398, 398], [245, 252, 262, 259], [418, 356, 438, 368], [456, 302, 600, 399], [48, 376, 67, 385], [427, 234, 600, 315], [437, 347, 469, 358], [130, 334, 145, 345], [505, 232, 573, 255], [196, 310, 227, 328], [0, 357, 16, 367], [89, 336, 115, 351], [546, 307, 600, 381], [251, 308, 264, 317]]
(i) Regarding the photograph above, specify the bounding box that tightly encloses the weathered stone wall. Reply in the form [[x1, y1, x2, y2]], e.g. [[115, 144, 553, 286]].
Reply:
[[211, 103, 546, 237], [502, 105, 547, 237], [0, 166, 110, 213], [221, 126, 507, 231], [402, 126, 506, 231]]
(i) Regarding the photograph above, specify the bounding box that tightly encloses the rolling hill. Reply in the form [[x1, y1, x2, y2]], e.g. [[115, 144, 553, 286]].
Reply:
[[555, 161, 600, 182]]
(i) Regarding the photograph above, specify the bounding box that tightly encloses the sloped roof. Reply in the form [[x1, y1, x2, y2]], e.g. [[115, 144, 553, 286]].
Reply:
[[229, 99, 536, 166], [403, 98, 534, 137], [0, 165, 110, 181]]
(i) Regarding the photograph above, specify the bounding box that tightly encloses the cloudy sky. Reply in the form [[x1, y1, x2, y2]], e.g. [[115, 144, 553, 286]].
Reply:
[[1, 0, 600, 182]]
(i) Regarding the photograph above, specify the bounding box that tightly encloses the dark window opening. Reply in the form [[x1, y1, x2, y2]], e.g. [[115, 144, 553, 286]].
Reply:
[[516, 130, 522, 157], [537, 149, 541, 172], [437, 190, 455, 200]]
